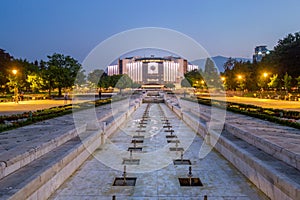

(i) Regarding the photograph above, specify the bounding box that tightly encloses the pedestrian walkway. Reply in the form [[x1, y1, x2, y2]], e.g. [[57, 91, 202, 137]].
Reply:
[[207, 96, 300, 111], [0, 100, 80, 116]]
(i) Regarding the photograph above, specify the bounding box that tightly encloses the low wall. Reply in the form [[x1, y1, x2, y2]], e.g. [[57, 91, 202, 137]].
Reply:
[[0, 124, 86, 180]]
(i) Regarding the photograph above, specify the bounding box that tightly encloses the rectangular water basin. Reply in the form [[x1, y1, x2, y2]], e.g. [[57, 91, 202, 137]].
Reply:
[[113, 177, 137, 186]]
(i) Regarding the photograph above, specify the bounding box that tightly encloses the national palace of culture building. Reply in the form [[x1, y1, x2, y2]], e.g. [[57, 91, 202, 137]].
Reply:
[[107, 56, 198, 87]]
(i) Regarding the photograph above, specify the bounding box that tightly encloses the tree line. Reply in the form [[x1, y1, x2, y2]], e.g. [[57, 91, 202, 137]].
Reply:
[[181, 31, 300, 94], [0, 51, 138, 96], [222, 31, 300, 93]]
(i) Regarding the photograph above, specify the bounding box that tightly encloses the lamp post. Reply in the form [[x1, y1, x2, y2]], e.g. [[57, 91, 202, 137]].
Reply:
[[12, 69, 18, 103], [236, 74, 245, 95], [261, 72, 269, 97]]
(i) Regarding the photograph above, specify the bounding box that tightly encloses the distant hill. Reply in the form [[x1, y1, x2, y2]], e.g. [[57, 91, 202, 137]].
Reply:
[[191, 56, 251, 72]]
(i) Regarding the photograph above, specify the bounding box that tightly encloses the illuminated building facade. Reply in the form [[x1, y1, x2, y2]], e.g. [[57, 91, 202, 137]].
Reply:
[[107, 56, 198, 85]]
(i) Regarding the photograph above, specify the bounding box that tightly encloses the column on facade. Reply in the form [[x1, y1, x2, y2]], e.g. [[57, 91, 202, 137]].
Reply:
[[107, 65, 119, 76], [126, 61, 143, 83]]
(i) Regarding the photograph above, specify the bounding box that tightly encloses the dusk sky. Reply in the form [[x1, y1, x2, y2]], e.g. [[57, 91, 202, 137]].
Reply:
[[1, 0, 300, 63]]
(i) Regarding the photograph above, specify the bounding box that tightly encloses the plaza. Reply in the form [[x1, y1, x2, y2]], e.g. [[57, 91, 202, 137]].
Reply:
[[0, 92, 299, 199], [1, 2, 300, 199]]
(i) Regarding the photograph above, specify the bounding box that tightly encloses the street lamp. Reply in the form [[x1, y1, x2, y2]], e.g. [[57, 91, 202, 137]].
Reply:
[[12, 69, 18, 103], [12, 69, 17, 75], [263, 72, 268, 78]]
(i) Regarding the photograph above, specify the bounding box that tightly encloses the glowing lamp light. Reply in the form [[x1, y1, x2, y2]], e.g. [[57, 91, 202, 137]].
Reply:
[[12, 69, 17, 75]]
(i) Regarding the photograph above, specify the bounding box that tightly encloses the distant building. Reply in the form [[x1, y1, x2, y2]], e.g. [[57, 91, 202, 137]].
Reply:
[[107, 56, 198, 86], [253, 45, 270, 62]]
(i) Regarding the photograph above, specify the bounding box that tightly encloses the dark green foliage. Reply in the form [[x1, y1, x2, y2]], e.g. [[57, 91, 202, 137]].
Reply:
[[45, 53, 84, 96], [223, 31, 300, 92]]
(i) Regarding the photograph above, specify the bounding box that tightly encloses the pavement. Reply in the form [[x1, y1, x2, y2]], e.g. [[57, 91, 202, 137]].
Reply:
[[206, 96, 300, 111], [0, 99, 91, 116]]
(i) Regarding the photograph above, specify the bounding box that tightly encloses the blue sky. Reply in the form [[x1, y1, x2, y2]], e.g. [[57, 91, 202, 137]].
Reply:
[[0, 0, 299, 62]]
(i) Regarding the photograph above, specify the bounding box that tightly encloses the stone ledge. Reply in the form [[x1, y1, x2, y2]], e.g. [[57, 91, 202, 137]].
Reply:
[[181, 101, 300, 172], [215, 131, 300, 200], [0, 129, 101, 200], [0, 124, 86, 180], [225, 123, 300, 171], [177, 107, 300, 200]]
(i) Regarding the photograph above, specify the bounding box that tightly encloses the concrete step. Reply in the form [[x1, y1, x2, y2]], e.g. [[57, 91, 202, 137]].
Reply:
[[0, 117, 85, 180], [0, 130, 101, 200], [165, 99, 300, 199], [217, 129, 300, 200]]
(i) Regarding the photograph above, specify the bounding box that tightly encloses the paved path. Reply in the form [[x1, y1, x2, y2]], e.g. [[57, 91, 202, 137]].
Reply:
[[207, 96, 300, 111], [0, 100, 79, 116]]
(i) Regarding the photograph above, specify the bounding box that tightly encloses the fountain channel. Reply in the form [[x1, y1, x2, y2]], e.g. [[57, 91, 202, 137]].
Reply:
[[50, 102, 268, 199]]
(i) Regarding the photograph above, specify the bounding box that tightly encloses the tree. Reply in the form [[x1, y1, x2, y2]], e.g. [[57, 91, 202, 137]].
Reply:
[[0, 49, 13, 92], [181, 78, 192, 88], [87, 69, 105, 88], [223, 57, 236, 71], [183, 69, 204, 88], [203, 58, 221, 89], [27, 72, 45, 93], [75, 70, 86, 87], [131, 82, 141, 88], [268, 74, 279, 90], [283, 72, 292, 93], [273, 32, 300, 78], [114, 74, 133, 93], [45, 53, 82, 96], [296, 76, 300, 92], [236, 76, 246, 91]]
